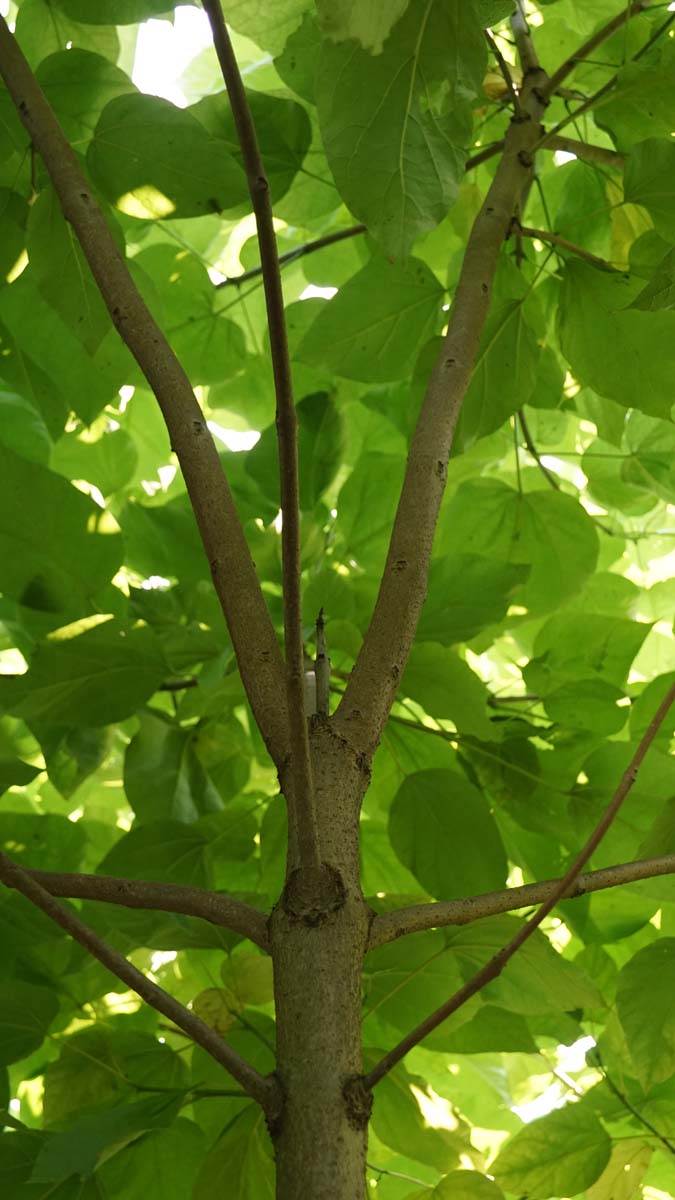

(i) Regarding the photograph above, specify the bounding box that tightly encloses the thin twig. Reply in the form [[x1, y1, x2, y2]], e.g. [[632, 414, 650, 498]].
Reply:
[[542, 0, 651, 99], [465, 139, 506, 170], [216, 224, 367, 288], [485, 29, 522, 116], [539, 12, 675, 148], [593, 1050, 675, 1157], [367, 1163, 428, 1187], [518, 223, 618, 271], [368, 854, 675, 949], [16, 869, 270, 951], [0, 16, 289, 769], [203, 0, 319, 872], [0, 852, 280, 1114], [315, 610, 330, 718], [518, 410, 561, 490], [362, 681, 675, 1086]]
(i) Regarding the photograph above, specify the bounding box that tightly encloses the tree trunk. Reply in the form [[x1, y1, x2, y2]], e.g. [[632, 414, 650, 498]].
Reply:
[[270, 723, 372, 1199]]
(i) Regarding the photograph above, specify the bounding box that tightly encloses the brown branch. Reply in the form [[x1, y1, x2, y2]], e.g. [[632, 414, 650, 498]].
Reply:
[[362, 681, 675, 1087], [485, 29, 522, 117], [203, 0, 319, 872], [368, 854, 675, 950], [541, 1, 652, 99], [0, 18, 288, 770], [215, 224, 367, 288], [15, 870, 270, 951], [517, 223, 618, 272], [332, 25, 549, 761], [0, 852, 280, 1115], [545, 134, 624, 170]]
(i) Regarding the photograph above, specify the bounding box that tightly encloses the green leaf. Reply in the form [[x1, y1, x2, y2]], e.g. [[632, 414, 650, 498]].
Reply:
[[316, 0, 484, 256], [438, 478, 599, 616], [52, 0, 182, 23], [133, 243, 246, 386], [624, 138, 675, 243], [363, 931, 480, 1045], [455, 301, 541, 449], [0, 981, 58, 1065], [192, 89, 311, 205], [124, 711, 223, 824], [215, 0, 309, 54], [37, 725, 112, 800], [559, 262, 675, 417], [447, 916, 603, 1014], [192, 1104, 274, 1200], [97, 821, 214, 888], [419, 554, 529, 644], [0, 621, 167, 727], [524, 613, 650, 694], [297, 255, 443, 382], [594, 40, 675, 150], [246, 391, 344, 511], [315, 0, 411, 51], [0, 275, 123, 424], [15, 0, 119, 66], [368, 1057, 471, 1171], [98, 1118, 205, 1200], [88, 94, 248, 220], [410, 1170, 506, 1200], [543, 679, 627, 735], [36, 49, 135, 146], [492, 1104, 611, 1199], [402, 645, 496, 739], [0, 811, 86, 872], [0, 391, 51, 465], [389, 769, 507, 900], [616, 939, 675, 1089], [0, 446, 122, 615], [31, 1093, 182, 1183]]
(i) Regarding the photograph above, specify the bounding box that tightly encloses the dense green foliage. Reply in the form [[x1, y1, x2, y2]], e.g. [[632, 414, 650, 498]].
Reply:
[[0, 0, 674, 1197]]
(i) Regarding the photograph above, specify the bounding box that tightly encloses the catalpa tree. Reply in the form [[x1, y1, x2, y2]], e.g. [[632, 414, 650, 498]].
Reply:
[[0, 1, 674, 1197]]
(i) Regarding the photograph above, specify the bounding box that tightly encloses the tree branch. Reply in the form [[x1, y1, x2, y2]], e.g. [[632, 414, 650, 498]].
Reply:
[[13, 870, 270, 951], [368, 854, 675, 950], [517, 223, 618, 271], [362, 681, 675, 1087], [545, 133, 624, 170], [215, 224, 367, 288], [0, 852, 280, 1115], [468, 134, 625, 174], [332, 52, 549, 760], [485, 29, 522, 117], [465, 139, 506, 170], [203, 0, 319, 872], [0, 17, 289, 770], [511, 0, 541, 78], [541, 0, 652, 100]]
